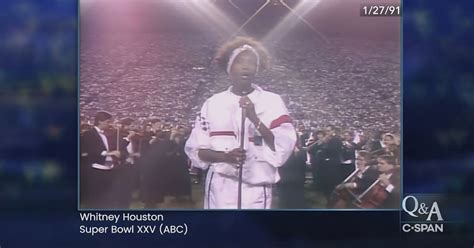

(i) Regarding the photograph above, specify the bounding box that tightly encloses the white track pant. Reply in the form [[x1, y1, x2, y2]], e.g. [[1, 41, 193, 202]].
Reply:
[[204, 169, 272, 209]]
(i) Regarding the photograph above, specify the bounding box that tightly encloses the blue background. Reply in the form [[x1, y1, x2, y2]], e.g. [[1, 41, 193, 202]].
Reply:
[[0, 0, 473, 247]]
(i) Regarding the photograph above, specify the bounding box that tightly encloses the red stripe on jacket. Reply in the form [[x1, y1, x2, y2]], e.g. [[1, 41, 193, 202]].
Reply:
[[210, 131, 236, 137], [269, 115, 293, 129]]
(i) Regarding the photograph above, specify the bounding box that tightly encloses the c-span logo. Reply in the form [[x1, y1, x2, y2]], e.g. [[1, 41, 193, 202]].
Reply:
[[401, 195, 444, 233]]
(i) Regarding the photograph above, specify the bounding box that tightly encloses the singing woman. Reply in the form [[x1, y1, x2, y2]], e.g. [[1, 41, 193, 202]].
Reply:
[[185, 37, 296, 209]]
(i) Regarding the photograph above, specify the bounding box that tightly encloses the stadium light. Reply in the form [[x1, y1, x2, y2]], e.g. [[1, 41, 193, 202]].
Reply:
[[263, 0, 328, 44], [230, 0, 271, 38], [100, 0, 325, 43], [174, 0, 243, 38], [228, 0, 249, 18]]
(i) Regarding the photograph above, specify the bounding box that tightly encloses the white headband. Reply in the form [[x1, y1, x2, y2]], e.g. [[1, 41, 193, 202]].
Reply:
[[226, 44, 260, 74]]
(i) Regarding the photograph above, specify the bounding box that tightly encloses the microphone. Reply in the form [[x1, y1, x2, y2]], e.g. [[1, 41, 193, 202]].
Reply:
[[237, 102, 246, 209], [237, 86, 253, 209]]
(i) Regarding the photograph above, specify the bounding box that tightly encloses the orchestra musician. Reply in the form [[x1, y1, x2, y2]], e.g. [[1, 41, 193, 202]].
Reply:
[[166, 126, 192, 202], [335, 151, 378, 191], [112, 117, 141, 208], [296, 124, 310, 148], [80, 111, 121, 208], [329, 150, 378, 208], [372, 133, 400, 165], [354, 155, 400, 209], [277, 138, 307, 209], [341, 130, 357, 180], [317, 125, 343, 202], [138, 123, 154, 155], [80, 115, 92, 137], [139, 121, 174, 208], [306, 130, 326, 190], [364, 130, 383, 152]]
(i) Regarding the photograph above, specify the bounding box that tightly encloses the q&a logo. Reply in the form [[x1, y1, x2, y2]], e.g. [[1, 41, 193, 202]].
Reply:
[[401, 195, 444, 233]]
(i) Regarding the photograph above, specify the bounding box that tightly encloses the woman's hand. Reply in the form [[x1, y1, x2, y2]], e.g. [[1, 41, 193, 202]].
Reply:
[[198, 148, 246, 165], [239, 96, 258, 124], [225, 148, 246, 165], [239, 96, 276, 151]]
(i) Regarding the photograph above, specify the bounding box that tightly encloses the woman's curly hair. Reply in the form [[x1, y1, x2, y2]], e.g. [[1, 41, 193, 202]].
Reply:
[[214, 36, 271, 73]]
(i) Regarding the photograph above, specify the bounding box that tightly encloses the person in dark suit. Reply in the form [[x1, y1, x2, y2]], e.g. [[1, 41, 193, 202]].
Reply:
[[277, 145, 307, 209], [366, 130, 383, 152], [140, 127, 173, 208], [341, 130, 356, 181], [166, 128, 192, 202], [307, 130, 326, 190], [318, 125, 343, 202], [80, 111, 121, 208], [140, 123, 154, 154], [297, 124, 310, 149], [113, 117, 139, 208]]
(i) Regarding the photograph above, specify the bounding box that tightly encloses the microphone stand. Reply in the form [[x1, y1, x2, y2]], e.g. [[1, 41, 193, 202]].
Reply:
[[238, 107, 246, 209]]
